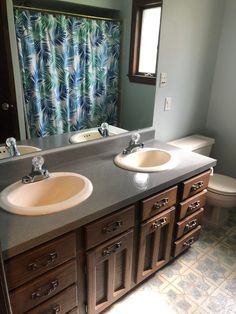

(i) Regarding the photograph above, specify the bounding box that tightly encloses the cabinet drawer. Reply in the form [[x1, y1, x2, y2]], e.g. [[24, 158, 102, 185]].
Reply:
[[10, 259, 77, 314], [174, 226, 201, 257], [26, 284, 78, 314], [176, 208, 204, 239], [5, 232, 76, 290], [85, 205, 135, 250], [179, 190, 206, 220], [181, 170, 210, 200], [141, 186, 177, 221]]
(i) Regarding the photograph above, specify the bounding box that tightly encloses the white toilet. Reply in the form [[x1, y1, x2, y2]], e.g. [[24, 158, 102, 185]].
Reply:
[[168, 134, 236, 226]]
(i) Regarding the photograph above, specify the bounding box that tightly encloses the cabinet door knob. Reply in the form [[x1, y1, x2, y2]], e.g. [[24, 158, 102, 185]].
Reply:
[[1, 103, 10, 111]]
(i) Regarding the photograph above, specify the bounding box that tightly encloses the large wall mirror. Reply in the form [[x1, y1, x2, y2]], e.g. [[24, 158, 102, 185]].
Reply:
[[0, 0, 162, 161]]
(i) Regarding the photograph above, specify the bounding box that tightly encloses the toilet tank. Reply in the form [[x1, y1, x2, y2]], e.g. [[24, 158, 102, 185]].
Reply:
[[168, 134, 215, 156]]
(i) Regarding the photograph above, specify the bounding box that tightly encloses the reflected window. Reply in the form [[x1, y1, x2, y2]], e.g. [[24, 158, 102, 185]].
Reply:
[[128, 0, 162, 85]]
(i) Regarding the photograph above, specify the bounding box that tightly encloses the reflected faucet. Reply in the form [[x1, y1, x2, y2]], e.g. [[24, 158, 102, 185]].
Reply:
[[123, 133, 144, 155], [98, 122, 109, 137], [5, 137, 20, 157], [22, 156, 49, 184]]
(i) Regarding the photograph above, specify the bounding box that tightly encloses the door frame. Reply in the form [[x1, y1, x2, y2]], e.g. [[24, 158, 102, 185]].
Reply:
[[0, 0, 20, 141]]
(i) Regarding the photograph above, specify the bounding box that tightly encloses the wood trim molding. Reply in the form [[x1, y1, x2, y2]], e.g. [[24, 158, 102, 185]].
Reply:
[[128, 0, 162, 85]]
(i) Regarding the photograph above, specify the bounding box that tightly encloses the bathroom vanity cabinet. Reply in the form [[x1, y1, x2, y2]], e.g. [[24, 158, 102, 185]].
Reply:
[[2, 170, 211, 314], [0, 244, 11, 314]]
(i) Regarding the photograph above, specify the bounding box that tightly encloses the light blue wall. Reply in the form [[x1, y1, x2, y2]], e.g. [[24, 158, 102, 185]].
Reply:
[[205, 0, 236, 178], [153, 0, 225, 142], [119, 0, 156, 131]]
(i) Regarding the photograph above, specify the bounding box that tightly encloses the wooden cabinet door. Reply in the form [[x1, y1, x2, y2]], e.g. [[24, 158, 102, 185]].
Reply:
[[86, 229, 133, 314], [136, 207, 175, 284], [0, 243, 12, 314]]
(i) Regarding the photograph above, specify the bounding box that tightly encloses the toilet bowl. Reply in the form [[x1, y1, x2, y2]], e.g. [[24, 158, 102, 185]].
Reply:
[[207, 174, 236, 208], [168, 134, 236, 226]]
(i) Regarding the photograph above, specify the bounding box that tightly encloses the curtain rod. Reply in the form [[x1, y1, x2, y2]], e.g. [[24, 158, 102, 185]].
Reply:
[[13, 5, 119, 21]]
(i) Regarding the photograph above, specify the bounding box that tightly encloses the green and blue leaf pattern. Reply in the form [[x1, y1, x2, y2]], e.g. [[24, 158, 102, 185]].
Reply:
[[14, 9, 120, 138]]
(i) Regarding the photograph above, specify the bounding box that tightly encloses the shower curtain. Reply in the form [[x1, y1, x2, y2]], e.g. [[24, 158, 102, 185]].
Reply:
[[14, 9, 120, 138]]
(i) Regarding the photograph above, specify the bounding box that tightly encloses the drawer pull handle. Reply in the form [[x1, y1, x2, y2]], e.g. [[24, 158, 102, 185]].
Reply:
[[184, 219, 197, 232], [28, 252, 58, 271], [151, 217, 167, 230], [190, 181, 204, 192], [183, 237, 195, 248], [102, 241, 122, 257], [46, 305, 61, 314], [31, 279, 59, 299], [102, 220, 123, 234], [187, 201, 200, 213], [52, 305, 61, 314], [153, 198, 169, 210]]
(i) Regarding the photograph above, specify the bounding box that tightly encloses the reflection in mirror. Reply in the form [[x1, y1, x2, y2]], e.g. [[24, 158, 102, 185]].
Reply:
[[0, 0, 160, 160], [0, 142, 41, 160], [133, 173, 150, 191]]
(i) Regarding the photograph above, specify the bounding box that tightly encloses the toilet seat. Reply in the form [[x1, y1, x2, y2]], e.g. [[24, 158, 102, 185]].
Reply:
[[208, 173, 236, 196]]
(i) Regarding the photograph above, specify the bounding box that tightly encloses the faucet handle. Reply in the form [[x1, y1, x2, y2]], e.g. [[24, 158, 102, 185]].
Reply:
[[22, 156, 49, 184], [5, 137, 17, 147], [100, 122, 109, 130], [131, 133, 140, 144], [32, 156, 45, 171]]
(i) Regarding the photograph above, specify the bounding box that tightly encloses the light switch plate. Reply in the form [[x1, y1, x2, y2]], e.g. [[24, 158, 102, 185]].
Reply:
[[164, 97, 172, 111], [160, 72, 167, 87]]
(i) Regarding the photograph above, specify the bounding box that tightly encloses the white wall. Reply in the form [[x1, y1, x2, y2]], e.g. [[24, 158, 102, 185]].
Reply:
[[206, 0, 236, 178], [153, 0, 225, 142]]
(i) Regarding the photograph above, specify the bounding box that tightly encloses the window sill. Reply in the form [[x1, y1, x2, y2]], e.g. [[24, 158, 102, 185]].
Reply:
[[128, 74, 156, 85]]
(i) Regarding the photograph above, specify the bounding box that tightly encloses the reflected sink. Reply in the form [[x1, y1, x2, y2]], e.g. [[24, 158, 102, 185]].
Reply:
[[69, 126, 127, 143], [70, 130, 115, 143], [0, 145, 41, 160], [0, 172, 93, 216], [114, 148, 178, 172]]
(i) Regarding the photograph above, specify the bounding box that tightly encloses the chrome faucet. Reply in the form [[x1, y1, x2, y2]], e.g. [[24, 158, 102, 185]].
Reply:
[[22, 156, 49, 184], [123, 133, 144, 155], [98, 122, 109, 137], [5, 137, 20, 157]]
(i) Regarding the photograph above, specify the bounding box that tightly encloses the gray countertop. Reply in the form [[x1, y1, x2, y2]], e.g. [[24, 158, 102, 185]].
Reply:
[[0, 135, 216, 259]]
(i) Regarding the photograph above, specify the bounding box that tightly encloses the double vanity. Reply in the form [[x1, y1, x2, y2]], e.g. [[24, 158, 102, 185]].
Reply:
[[0, 130, 216, 314]]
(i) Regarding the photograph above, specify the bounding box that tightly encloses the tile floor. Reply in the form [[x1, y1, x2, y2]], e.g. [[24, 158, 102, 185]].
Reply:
[[105, 209, 236, 314]]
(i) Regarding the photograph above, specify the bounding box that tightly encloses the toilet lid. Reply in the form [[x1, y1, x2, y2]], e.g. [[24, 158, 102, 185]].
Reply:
[[208, 173, 236, 195]]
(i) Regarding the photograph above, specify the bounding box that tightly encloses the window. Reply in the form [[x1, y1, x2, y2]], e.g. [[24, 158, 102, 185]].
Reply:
[[128, 0, 162, 85]]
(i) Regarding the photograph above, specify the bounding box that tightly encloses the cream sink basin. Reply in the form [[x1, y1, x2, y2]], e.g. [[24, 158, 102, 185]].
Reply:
[[69, 130, 115, 143], [114, 148, 178, 172], [0, 145, 41, 159], [0, 172, 93, 216], [69, 126, 127, 143]]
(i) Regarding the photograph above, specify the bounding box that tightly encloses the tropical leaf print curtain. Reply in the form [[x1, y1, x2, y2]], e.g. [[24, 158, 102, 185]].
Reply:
[[14, 9, 120, 138]]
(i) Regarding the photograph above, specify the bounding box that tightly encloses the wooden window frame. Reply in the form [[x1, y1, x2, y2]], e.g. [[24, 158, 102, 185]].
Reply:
[[128, 0, 162, 85]]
